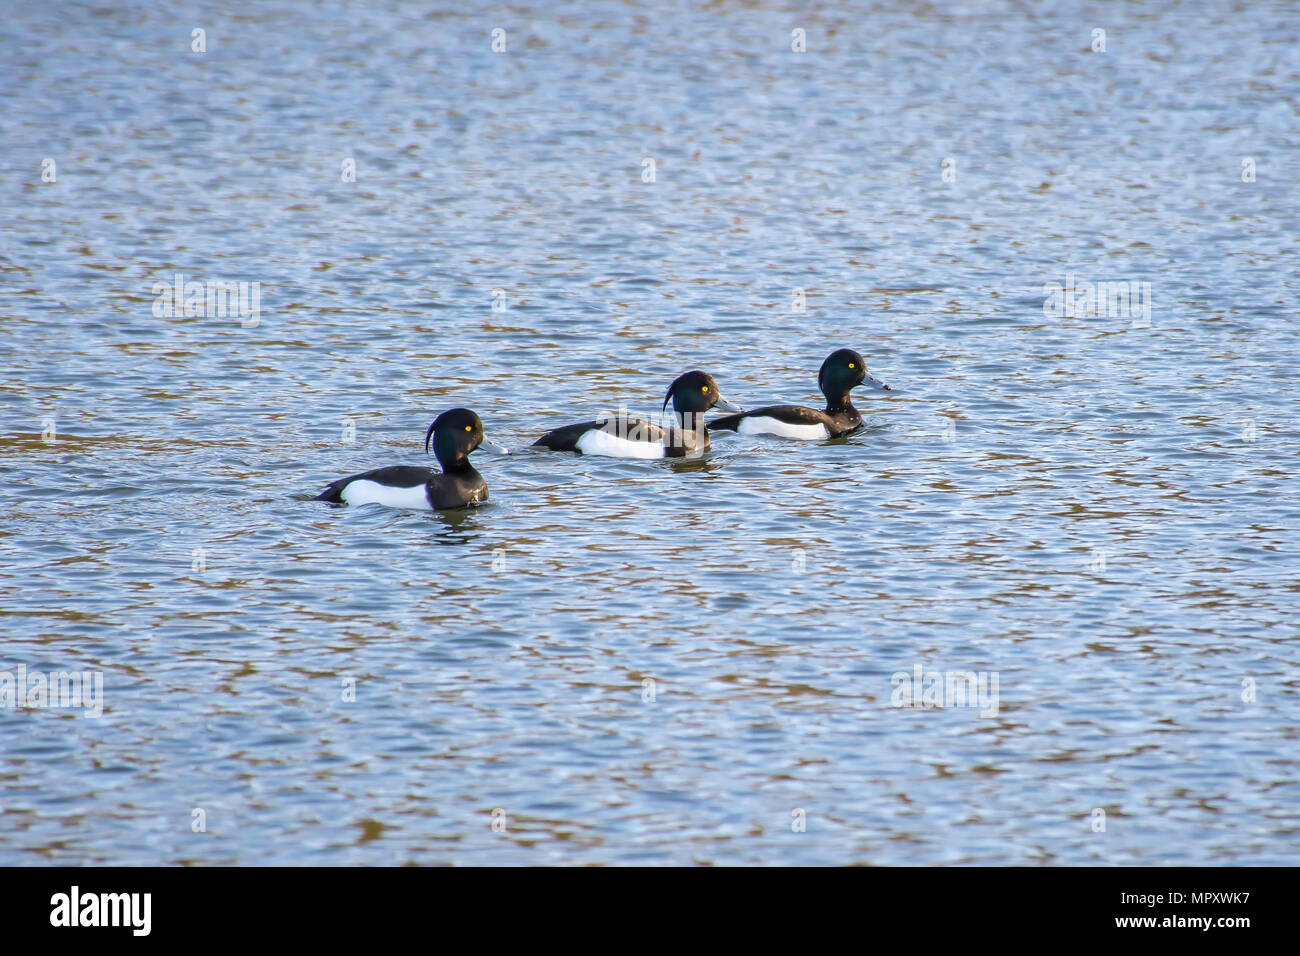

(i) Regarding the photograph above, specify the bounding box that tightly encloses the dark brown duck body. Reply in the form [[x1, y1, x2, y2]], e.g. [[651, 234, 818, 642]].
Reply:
[[708, 349, 890, 439], [532, 370, 740, 458], [313, 408, 502, 510]]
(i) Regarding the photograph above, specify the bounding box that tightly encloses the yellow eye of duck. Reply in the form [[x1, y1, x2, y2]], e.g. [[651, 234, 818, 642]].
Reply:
[[464, 425, 471, 431], [701, 385, 708, 392], [848, 363, 855, 368]]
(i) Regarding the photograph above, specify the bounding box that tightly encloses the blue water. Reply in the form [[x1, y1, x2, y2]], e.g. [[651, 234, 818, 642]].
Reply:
[[1, 0, 1298, 865]]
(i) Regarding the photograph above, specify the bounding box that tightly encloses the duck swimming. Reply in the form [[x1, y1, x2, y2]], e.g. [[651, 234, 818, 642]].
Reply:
[[532, 370, 742, 458], [313, 408, 507, 510], [707, 348, 890, 440]]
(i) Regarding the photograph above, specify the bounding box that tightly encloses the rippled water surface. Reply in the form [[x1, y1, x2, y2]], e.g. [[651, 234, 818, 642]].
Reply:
[[2, 1, 1298, 865]]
